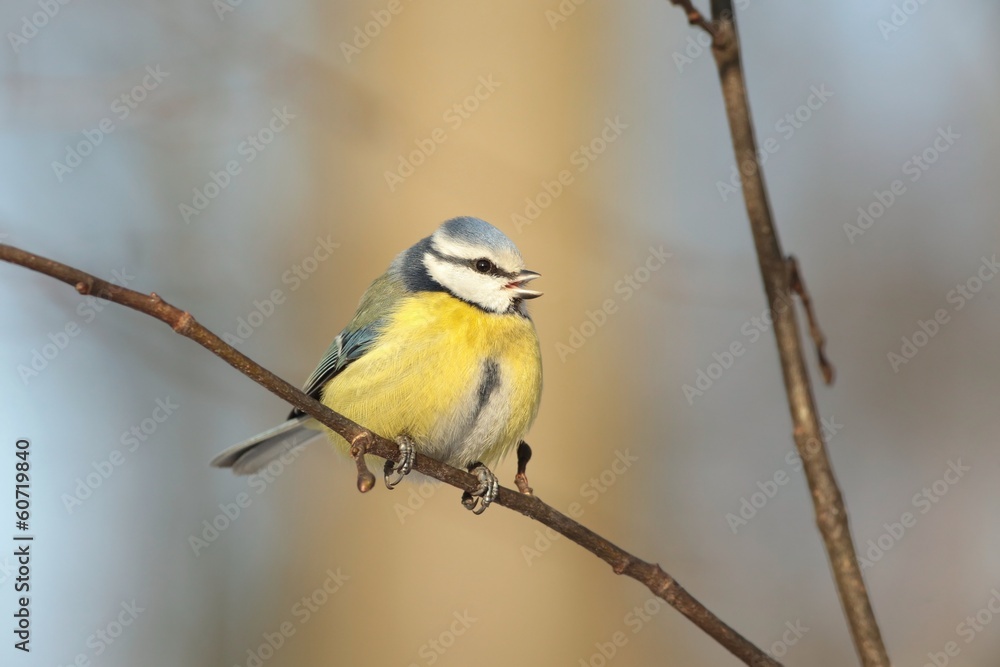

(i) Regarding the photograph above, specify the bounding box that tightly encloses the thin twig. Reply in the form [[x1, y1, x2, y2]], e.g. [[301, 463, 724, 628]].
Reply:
[[787, 256, 834, 385], [0, 243, 780, 667], [667, 0, 717, 38], [680, 2, 891, 664]]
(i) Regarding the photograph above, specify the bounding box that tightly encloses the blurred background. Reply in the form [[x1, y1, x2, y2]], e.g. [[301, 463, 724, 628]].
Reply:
[[2, 0, 999, 665]]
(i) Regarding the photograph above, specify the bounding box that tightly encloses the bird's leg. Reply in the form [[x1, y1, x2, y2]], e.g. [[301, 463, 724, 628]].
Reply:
[[461, 462, 499, 515], [384, 435, 415, 489], [514, 441, 533, 495]]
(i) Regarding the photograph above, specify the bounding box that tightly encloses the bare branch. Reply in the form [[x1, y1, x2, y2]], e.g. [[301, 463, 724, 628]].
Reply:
[[787, 256, 835, 385], [0, 242, 780, 667], [663, 1, 891, 663], [667, 0, 717, 37]]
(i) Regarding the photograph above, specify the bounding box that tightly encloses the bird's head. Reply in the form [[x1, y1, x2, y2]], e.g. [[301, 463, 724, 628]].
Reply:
[[396, 217, 541, 314]]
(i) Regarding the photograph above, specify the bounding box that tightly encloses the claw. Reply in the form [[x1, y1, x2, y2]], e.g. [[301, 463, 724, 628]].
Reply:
[[461, 462, 499, 515], [384, 436, 415, 489]]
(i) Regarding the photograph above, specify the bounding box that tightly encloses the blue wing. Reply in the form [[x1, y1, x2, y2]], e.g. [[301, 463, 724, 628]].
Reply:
[[288, 322, 381, 418]]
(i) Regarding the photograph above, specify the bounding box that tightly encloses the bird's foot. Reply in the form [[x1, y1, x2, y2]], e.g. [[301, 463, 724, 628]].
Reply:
[[384, 435, 415, 489], [514, 441, 534, 495], [461, 462, 499, 515]]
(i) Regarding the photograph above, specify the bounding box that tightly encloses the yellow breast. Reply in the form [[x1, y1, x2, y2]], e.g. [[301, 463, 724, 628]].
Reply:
[[320, 292, 542, 467]]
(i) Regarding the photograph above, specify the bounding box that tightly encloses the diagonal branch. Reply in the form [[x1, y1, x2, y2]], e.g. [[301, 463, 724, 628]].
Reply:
[[0, 243, 780, 667], [664, 1, 890, 664]]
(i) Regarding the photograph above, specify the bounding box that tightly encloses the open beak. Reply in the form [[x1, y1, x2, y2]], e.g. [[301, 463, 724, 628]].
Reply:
[[507, 269, 542, 299]]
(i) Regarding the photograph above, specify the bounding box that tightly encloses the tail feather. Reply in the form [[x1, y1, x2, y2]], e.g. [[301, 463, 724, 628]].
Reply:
[[211, 416, 322, 475]]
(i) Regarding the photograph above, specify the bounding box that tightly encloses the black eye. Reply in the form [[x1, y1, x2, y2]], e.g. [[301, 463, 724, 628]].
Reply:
[[474, 258, 494, 273]]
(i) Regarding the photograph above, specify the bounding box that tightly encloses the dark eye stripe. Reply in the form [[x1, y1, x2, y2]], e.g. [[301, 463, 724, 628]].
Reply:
[[424, 244, 516, 279], [470, 257, 514, 279]]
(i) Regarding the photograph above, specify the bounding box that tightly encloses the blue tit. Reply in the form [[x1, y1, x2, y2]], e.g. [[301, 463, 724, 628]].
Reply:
[[211, 216, 543, 513]]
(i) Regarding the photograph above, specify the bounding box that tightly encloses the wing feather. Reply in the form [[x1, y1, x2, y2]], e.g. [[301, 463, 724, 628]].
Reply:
[[287, 271, 409, 418], [288, 323, 381, 418]]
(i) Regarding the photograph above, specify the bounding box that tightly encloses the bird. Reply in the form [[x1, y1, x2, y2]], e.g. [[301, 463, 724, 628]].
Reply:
[[211, 216, 543, 514]]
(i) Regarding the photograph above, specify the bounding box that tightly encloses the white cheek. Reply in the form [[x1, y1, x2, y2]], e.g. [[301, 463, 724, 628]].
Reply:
[[425, 255, 511, 312]]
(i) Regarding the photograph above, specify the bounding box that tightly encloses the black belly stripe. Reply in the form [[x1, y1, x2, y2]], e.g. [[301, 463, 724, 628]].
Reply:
[[472, 359, 501, 424]]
